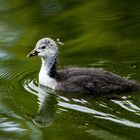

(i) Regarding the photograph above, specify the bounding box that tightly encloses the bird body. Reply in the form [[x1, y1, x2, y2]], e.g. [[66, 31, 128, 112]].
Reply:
[[27, 38, 140, 95], [55, 67, 139, 94]]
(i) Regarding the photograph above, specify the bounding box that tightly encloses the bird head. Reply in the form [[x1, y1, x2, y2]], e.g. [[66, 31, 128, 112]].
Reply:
[[27, 38, 58, 59]]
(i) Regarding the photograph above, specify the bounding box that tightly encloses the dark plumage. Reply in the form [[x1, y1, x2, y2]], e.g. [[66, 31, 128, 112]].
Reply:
[[55, 67, 140, 95]]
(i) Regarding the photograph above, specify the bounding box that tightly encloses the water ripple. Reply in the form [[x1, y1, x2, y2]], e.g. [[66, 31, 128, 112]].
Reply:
[[0, 65, 140, 129], [111, 99, 140, 113], [0, 66, 37, 96], [23, 69, 140, 129]]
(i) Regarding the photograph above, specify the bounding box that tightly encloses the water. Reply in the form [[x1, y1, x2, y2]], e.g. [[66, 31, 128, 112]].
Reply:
[[0, 0, 140, 139]]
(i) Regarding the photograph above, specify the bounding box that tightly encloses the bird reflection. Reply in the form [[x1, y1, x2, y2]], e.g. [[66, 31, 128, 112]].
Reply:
[[32, 85, 58, 127]]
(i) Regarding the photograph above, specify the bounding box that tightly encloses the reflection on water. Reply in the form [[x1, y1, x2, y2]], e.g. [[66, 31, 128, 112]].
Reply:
[[0, 59, 140, 139], [25, 83, 57, 127], [0, 0, 140, 140], [0, 21, 20, 46], [24, 74, 140, 133], [32, 93, 57, 128]]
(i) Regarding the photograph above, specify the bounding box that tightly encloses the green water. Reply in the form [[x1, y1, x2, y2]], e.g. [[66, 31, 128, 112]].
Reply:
[[0, 0, 140, 140]]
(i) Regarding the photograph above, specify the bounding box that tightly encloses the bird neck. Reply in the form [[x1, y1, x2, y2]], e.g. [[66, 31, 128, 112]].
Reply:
[[41, 56, 57, 78]]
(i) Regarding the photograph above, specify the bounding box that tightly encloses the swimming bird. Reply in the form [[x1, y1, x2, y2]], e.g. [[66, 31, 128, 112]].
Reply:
[[27, 38, 140, 95]]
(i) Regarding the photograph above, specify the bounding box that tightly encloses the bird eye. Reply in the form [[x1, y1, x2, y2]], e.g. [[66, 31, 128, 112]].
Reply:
[[41, 46, 46, 49]]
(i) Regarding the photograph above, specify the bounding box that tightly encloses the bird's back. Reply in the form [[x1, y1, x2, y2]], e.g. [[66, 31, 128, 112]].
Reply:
[[55, 67, 140, 95]]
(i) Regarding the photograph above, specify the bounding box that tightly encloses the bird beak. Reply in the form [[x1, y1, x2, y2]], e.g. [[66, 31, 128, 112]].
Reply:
[[27, 49, 39, 57]]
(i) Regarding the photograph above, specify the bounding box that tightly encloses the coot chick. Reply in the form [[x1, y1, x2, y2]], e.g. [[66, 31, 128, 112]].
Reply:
[[27, 38, 140, 95]]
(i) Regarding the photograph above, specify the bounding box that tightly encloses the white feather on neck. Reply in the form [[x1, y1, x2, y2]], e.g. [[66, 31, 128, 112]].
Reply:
[[39, 56, 57, 89]]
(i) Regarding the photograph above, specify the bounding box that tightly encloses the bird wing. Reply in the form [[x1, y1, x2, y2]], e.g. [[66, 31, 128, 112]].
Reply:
[[56, 68, 130, 94]]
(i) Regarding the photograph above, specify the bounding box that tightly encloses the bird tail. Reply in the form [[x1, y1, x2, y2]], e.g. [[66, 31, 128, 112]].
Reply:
[[127, 80, 140, 91]]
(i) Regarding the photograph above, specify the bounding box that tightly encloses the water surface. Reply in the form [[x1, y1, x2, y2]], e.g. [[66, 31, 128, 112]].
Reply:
[[0, 0, 140, 140]]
